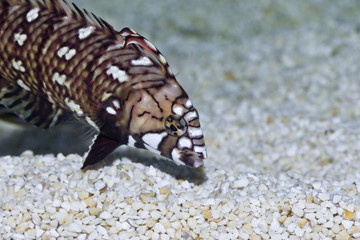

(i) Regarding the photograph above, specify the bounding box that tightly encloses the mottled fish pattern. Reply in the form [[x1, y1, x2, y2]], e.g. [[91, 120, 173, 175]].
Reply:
[[0, 0, 207, 168]]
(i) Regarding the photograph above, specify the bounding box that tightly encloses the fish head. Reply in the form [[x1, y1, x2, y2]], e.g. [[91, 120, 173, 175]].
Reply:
[[98, 28, 207, 167], [122, 78, 207, 168]]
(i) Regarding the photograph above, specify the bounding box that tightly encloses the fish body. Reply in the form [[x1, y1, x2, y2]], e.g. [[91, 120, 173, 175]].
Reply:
[[0, 0, 207, 168]]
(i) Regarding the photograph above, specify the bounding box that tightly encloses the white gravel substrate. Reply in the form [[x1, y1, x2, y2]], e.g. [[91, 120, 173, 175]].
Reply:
[[1, 0, 360, 239]]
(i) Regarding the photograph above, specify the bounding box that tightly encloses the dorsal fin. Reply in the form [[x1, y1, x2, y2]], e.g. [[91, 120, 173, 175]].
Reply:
[[66, 1, 120, 40], [99, 17, 119, 38], [71, 2, 87, 22], [0, 0, 122, 41], [0, 78, 69, 129]]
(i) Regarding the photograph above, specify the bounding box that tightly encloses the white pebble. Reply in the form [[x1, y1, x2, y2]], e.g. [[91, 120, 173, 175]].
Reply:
[[77, 234, 87, 240], [88, 170, 99, 180], [50, 220, 58, 228], [346, 203, 354, 212], [97, 225, 108, 236], [286, 145, 297, 156], [99, 211, 112, 220], [294, 226, 304, 237], [35, 183, 43, 191], [61, 201, 71, 212], [270, 218, 280, 232], [181, 180, 191, 189], [94, 181, 106, 190], [88, 230, 98, 240], [150, 210, 161, 220], [25, 229, 36, 238], [211, 209, 221, 219], [203, 198, 216, 205], [70, 201, 82, 212], [292, 206, 304, 217], [146, 165, 157, 177], [323, 220, 334, 228], [231, 177, 249, 188], [153, 223, 166, 233], [287, 223, 297, 232], [333, 195, 342, 203], [50, 229, 59, 237], [32, 213, 40, 225], [122, 222, 131, 230], [312, 182, 322, 189], [52, 199, 62, 207], [68, 223, 83, 233], [318, 192, 330, 201], [36, 227, 45, 238], [341, 220, 354, 229]]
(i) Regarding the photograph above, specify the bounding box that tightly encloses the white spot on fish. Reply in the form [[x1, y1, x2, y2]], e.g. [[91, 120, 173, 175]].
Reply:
[[11, 59, 25, 72], [106, 107, 116, 115], [142, 132, 167, 150], [57, 46, 69, 58], [78, 26, 95, 39], [127, 136, 136, 147], [17, 79, 30, 91], [14, 33, 27, 46], [57, 47, 76, 60], [171, 148, 185, 165], [178, 137, 192, 149], [194, 146, 206, 155], [158, 54, 167, 64], [106, 66, 128, 83], [26, 8, 39, 22], [65, 49, 77, 60], [188, 127, 203, 138], [106, 43, 125, 51], [173, 105, 184, 116], [112, 100, 120, 109], [184, 110, 197, 122], [86, 117, 99, 131], [185, 99, 193, 108], [131, 56, 152, 66], [65, 98, 83, 115], [52, 72, 66, 85]]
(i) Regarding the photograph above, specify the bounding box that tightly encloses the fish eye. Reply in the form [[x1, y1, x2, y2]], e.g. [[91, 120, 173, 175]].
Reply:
[[165, 114, 187, 136]]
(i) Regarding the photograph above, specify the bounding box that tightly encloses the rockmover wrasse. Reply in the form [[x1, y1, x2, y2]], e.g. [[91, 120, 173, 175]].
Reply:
[[0, 0, 207, 168]]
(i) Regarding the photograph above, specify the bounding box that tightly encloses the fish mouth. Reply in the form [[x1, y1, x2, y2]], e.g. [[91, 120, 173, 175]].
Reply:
[[179, 149, 206, 168]]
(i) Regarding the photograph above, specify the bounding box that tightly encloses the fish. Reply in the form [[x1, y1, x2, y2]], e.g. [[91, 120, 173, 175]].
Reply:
[[0, 0, 207, 168]]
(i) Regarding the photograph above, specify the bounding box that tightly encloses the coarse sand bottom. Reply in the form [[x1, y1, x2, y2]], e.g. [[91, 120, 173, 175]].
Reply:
[[1, 0, 360, 239]]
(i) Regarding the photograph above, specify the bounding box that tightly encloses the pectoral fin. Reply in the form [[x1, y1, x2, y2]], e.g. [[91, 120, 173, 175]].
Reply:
[[82, 133, 122, 169]]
